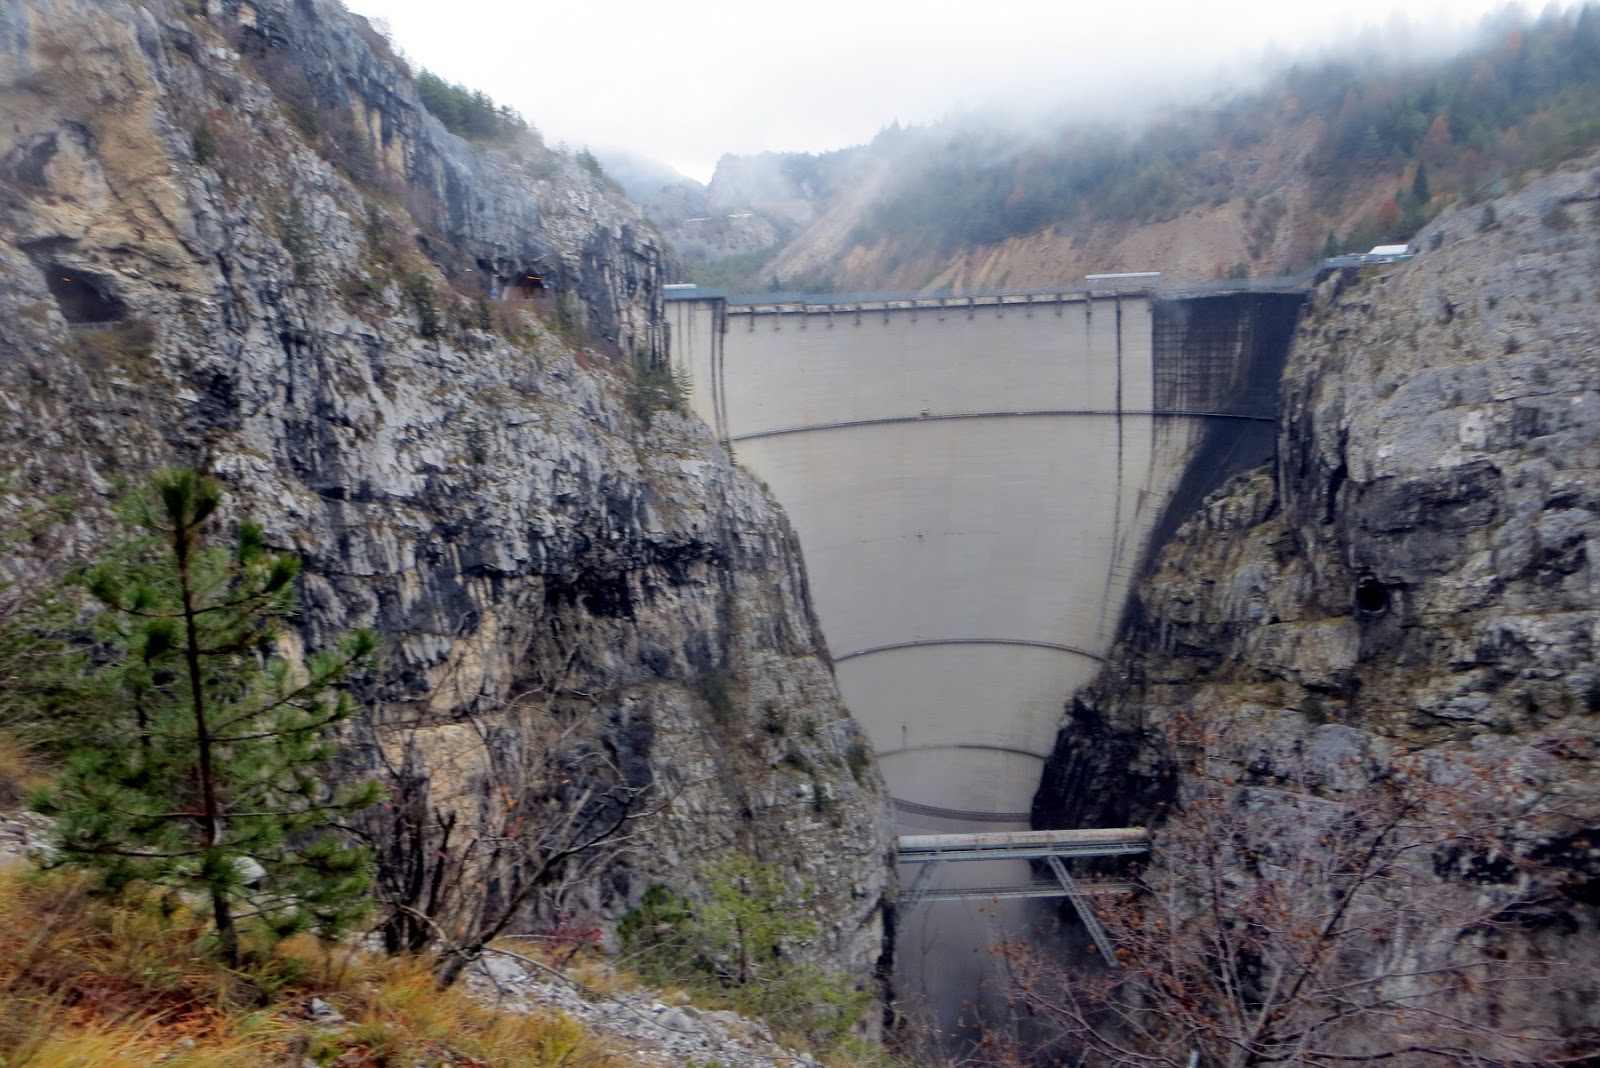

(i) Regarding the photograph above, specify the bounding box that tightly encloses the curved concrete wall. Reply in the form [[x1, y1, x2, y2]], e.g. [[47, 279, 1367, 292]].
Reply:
[[667, 289, 1291, 833], [668, 288, 1297, 1023]]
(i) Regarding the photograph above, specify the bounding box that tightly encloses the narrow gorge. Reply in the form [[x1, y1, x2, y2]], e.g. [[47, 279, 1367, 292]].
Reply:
[[3, 0, 1600, 1060]]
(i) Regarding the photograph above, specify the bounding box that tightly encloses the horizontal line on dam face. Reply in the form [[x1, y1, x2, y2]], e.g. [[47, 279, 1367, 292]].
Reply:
[[882, 746, 1047, 825], [834, 637, 1105, 664], [891, 797, 1034, 824], [729, 407, 1275, 443], [876, 743, 1046, 762]]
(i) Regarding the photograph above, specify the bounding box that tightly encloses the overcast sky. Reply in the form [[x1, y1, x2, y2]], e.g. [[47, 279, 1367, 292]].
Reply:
[[346, 0, 1543, 184]]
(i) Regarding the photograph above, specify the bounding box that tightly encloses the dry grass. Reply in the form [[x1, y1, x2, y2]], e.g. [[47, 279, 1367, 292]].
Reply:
[[0, 868, 624, 1068], [0, 730, 48, 808], [328, 957, 615, 1068]]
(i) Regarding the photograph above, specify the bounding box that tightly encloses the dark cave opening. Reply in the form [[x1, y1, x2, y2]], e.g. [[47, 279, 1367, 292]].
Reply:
[[1355, 575, 1390, 616], [41, 266, 125, 324]]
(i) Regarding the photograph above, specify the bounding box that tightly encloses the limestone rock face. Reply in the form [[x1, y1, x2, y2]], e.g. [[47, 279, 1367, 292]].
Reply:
[[1034, 159, 1600, 1030], [0, 0, 889, 987]]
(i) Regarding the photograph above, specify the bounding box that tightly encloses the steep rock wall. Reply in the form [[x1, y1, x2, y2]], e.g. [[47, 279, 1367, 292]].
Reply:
[[0, 0, 889, 985], [1035, 159, 1600, 1030]]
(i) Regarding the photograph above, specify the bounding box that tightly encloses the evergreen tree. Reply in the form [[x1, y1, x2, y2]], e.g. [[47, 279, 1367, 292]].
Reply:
[[1411, 160, 1431, 205], [35, 470, 379, 963]]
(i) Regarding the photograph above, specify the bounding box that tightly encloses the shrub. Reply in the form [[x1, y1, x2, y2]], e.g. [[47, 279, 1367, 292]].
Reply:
[[845, 738, 872, 783], [248, 49, 319, 138], [191, 119, 217, 165], [760, 703, 787, 736], [617, 883, 695, 978], [350, 14, 410, 78], [618, 854, 871, 1052], [691, 671, 736, 726], [465, 422, 489, 465], [626, 352, 688, 425], [63, 319, 158, 372], [0, 867, 624, 1068], [997, 739, 1581, 1067], [402, 271, 442, 338], [275, 199, 313, 282], [576, 148, 605, 179], [1542, 203, 1573, 231], [0, 731, 43, 808], [552, 294, 581, 344], [414, 71, 527, 143]]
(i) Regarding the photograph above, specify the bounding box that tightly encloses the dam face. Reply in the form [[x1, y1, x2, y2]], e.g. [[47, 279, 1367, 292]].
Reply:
[[668, 285, 1301, 1025], [668, 286, 1301, 832]]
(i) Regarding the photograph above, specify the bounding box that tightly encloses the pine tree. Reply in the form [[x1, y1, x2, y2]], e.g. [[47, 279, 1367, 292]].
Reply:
[[1411, 160, 1431, 206], [36, 470, 379, 963]]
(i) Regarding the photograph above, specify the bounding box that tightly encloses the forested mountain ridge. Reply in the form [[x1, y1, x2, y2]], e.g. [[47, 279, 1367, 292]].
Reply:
[[662, 4, 1600, 292]]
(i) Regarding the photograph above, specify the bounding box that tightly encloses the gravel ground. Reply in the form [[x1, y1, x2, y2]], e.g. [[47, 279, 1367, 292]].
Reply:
[[463, 951, 827, 1068]]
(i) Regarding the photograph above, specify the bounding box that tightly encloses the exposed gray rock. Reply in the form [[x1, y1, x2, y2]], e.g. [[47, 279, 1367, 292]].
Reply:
[[1035, 157, 1600, 1036], [0, 810, 53, 869], [0, 0, 889, 994], [306, 997, 344, 1025]]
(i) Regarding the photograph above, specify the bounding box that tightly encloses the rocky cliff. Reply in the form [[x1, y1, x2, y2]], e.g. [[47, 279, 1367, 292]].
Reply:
[[1035, 158, 1600, 1034], [0, 0, 889, 989]]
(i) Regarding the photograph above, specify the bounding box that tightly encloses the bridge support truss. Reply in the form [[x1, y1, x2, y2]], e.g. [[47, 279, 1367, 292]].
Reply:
[[897, 828, 1149, 961]]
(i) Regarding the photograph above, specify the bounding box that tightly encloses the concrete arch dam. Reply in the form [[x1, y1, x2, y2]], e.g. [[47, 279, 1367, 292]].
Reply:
[[667, 285, 1303, 833]]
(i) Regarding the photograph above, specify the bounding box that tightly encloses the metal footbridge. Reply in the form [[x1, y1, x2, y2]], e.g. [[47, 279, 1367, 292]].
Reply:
[[897, 828, 1149, 959]]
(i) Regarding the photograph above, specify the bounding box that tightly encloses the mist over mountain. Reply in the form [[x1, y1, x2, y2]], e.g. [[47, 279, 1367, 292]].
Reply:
[[641, 4, 1600, 292], [590, 148, 691, 202]]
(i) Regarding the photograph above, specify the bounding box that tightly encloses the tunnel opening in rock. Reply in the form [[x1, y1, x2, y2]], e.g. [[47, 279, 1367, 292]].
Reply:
[[1355, 575, 1390, 616], [506, 271, 549, 300], [41, 266, 126, 324]]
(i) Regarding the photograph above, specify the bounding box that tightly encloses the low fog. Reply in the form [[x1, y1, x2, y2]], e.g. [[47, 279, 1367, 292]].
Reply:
[[346, 0, 1552, 184]]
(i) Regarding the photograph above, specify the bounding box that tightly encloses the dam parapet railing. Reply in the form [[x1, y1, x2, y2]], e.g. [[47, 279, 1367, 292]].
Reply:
[[663, 270, 1320, 314]]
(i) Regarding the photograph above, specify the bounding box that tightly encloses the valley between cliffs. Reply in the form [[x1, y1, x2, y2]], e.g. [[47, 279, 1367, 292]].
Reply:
[[9, 0, 1600, 1051]]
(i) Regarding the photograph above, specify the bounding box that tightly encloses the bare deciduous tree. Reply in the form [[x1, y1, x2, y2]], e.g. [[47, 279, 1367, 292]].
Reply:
[[362, 674, 654, 989], [996, 731, 1595, 1067]]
